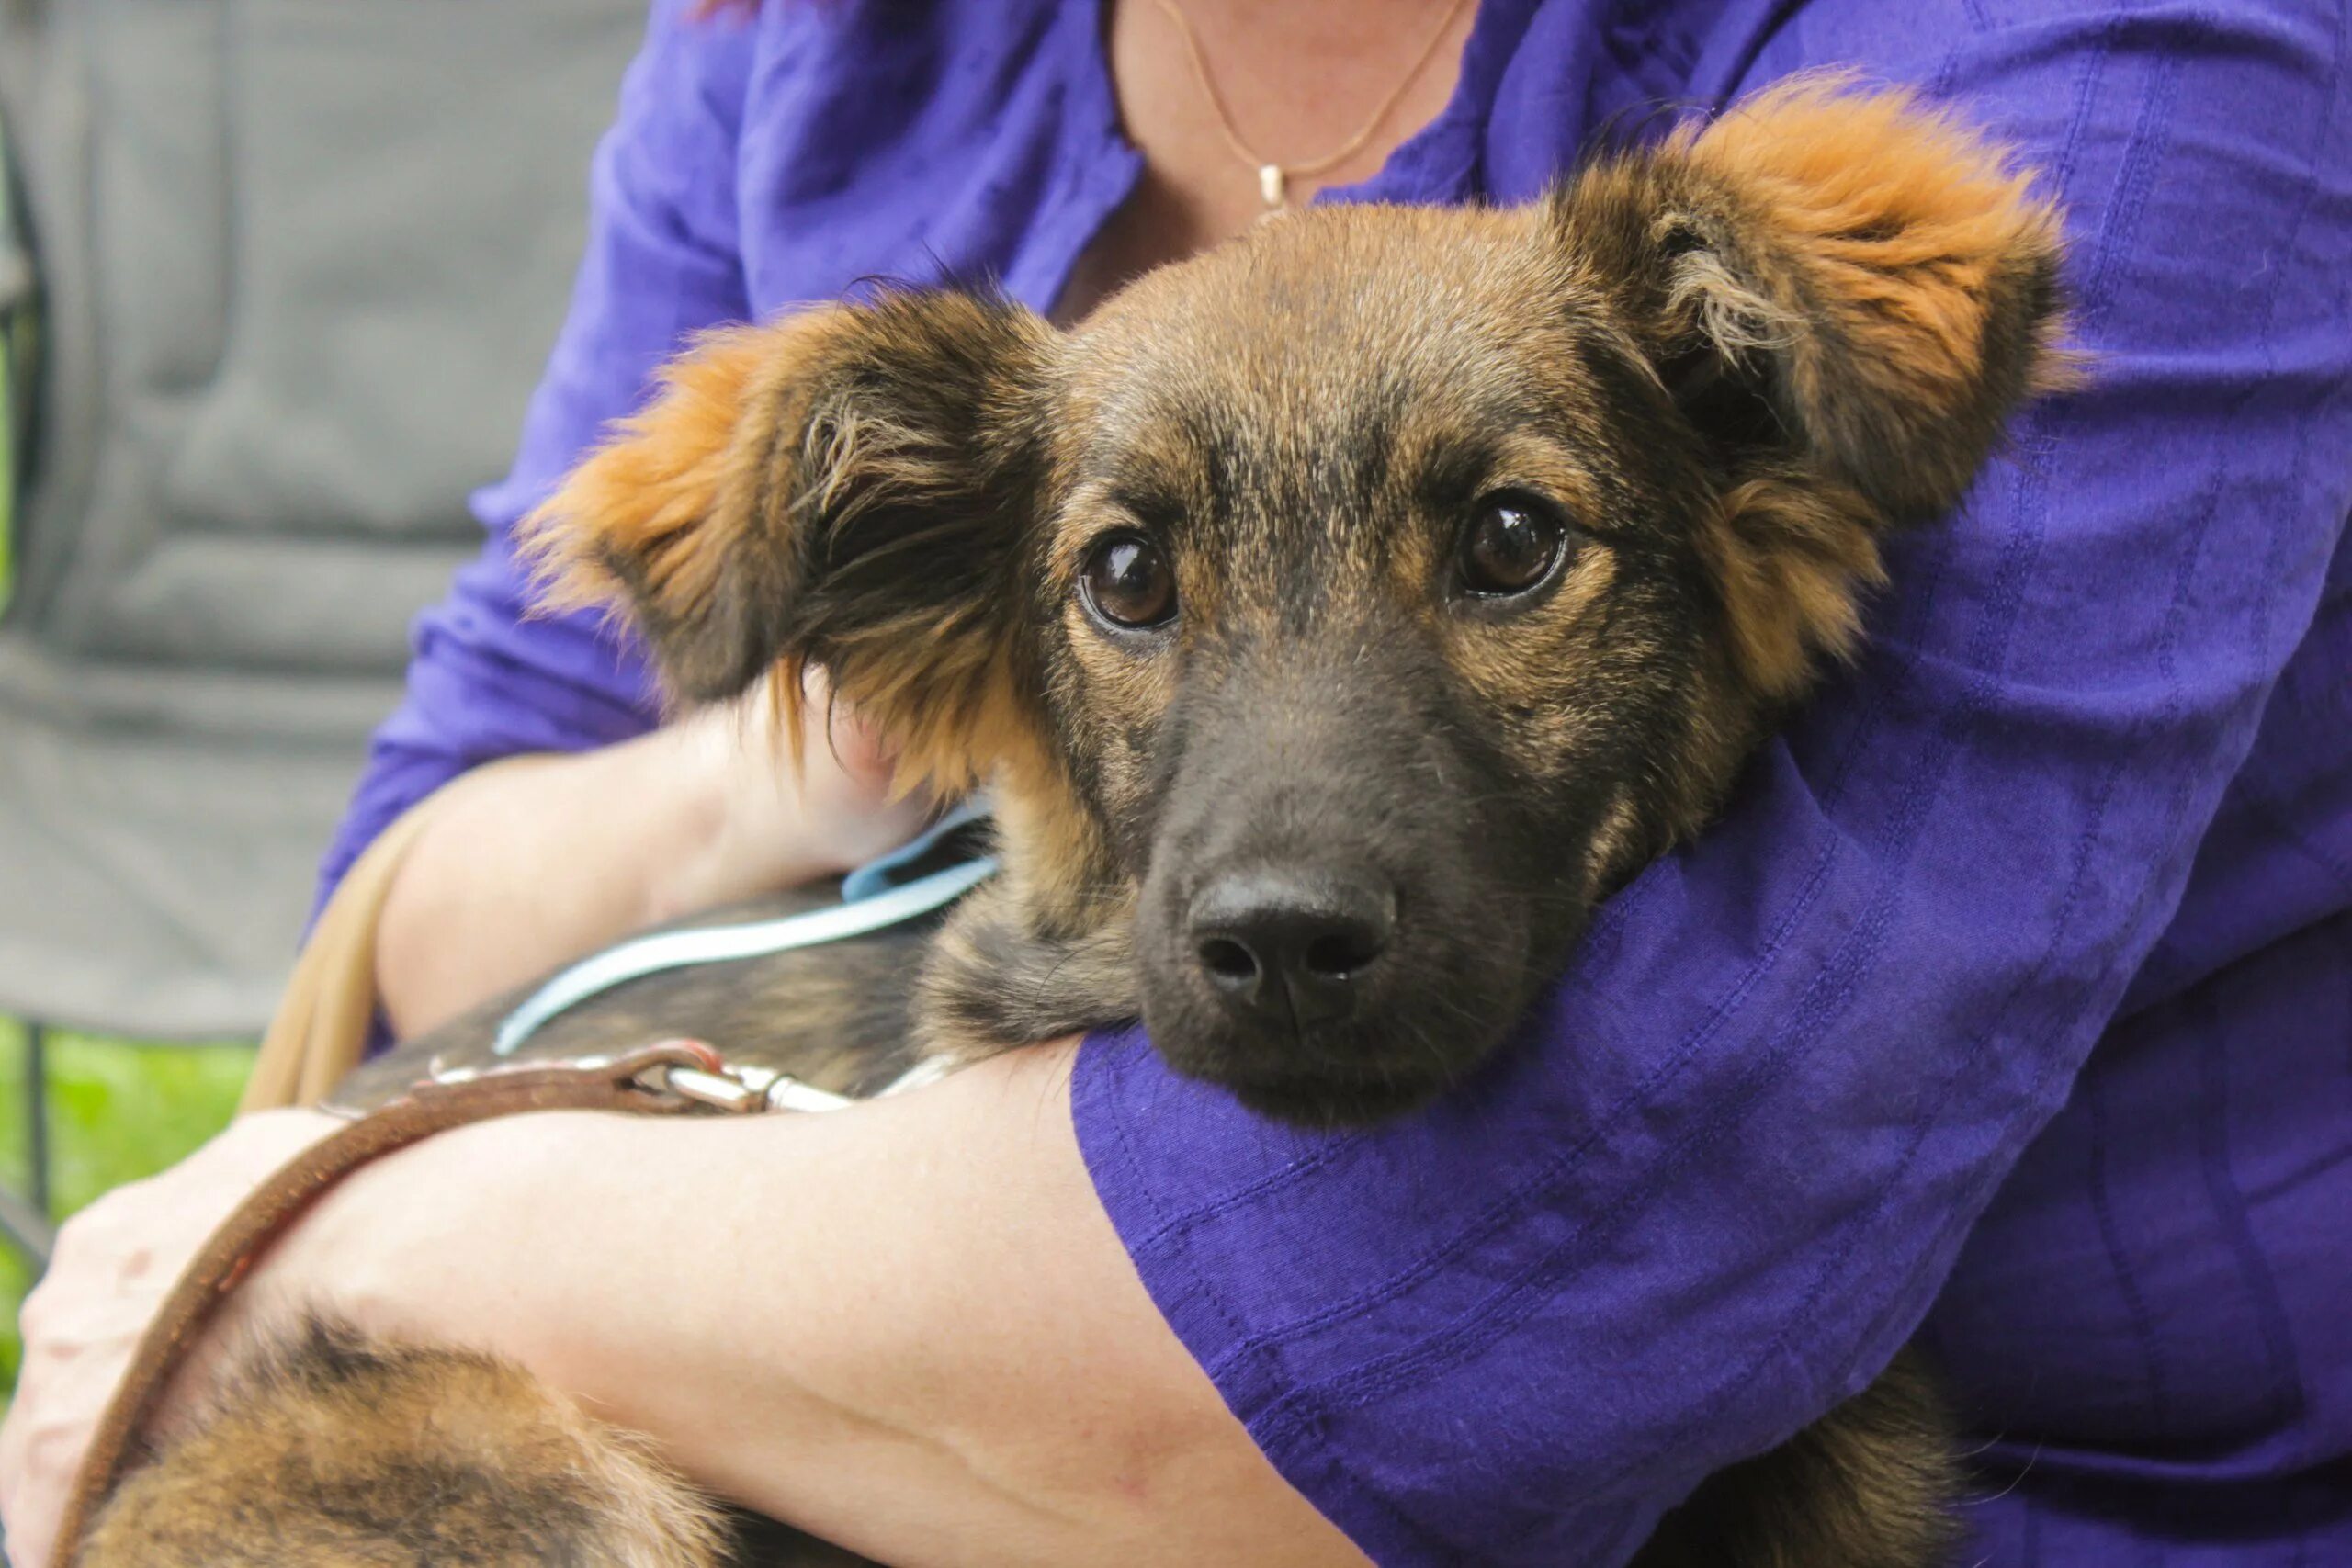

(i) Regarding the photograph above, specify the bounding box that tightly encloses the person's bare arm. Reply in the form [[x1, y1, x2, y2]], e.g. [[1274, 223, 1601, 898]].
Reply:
[[377, 688, 930, 1037], [288, 1042, 1362, 1566], [2, 1046, 1366, 1568]]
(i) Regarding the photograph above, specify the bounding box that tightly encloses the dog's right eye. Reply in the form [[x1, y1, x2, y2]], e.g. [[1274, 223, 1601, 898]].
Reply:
[[1457, 492, 1572, 600], [1080, 532, 1179, 631]]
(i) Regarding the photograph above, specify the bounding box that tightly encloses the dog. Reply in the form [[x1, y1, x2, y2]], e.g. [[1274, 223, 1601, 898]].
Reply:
[[78, 79, 2068, 1567]]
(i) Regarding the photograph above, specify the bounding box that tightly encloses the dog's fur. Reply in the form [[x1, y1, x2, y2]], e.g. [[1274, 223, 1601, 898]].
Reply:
[[81, 81, 2067, 1567]]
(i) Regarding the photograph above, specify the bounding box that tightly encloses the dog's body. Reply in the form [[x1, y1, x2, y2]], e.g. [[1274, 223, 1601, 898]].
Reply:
[[86, 889, 1959, 1568], [79, 81, 2067, 1567]]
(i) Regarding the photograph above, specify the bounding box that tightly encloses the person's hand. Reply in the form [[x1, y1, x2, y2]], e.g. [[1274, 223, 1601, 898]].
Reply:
[[662, 669, 939, 919], [0, 1108, 341, 1568]]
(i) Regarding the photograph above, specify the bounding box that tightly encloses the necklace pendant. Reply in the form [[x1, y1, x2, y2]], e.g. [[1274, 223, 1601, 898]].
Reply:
[[1258, 163, 1287, 211]]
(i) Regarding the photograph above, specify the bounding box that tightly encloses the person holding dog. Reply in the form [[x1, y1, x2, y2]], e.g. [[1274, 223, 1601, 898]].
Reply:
[[7, 2, 2348, 1565]]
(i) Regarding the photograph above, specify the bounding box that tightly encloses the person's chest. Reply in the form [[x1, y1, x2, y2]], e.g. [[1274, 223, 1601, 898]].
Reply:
[[718, 0, 1751, 325]]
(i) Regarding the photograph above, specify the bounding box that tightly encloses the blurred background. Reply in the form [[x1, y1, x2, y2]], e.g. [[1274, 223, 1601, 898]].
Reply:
[[0, 0, 650, 1393]]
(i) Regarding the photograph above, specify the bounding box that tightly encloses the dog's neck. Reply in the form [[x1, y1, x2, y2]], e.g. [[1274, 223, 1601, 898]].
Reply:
[[906, 744, 1142, 1063], [989, 762, 1129, 937]]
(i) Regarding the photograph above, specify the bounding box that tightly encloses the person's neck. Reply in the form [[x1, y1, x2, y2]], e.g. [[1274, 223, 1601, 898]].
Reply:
[[1055, 0, 1478, 323]]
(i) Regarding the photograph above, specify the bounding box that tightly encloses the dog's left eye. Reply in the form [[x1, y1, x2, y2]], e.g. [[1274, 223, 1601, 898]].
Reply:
[[1080, 532, 1179, 630], [1457, 492, 1572, 598]]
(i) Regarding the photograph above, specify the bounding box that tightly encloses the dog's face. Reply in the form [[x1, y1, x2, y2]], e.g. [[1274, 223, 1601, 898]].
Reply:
[[532, 82, 2068, 1124], [1035, 210, 1788, 1120]]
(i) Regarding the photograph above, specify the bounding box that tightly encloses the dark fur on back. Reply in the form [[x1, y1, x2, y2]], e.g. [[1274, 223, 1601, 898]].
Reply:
[[82, 1316, 731, 1567], [84, 80, 2068, 1567]]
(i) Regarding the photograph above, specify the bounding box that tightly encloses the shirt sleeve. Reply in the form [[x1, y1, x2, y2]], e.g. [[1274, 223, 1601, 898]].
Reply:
[[314, 0, 755, 908], [1069, 5, 2352, 1562]]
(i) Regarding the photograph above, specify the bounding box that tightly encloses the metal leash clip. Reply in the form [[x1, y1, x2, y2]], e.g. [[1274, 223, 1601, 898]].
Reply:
[[422, 1038, 949, 1121], [644, 1050, 956, 1112], [640, 1054, 857, 1115], [418, 1038, 853, 1116]]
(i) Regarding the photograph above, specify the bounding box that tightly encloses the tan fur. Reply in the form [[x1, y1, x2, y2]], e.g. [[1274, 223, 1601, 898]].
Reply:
[[83, 1321, 728, 1568], [1634, 1352, 1960, 1568], [1682, 76, 2073, 407], [1558, 74, 2075, 706], [1701, 472, 1890, 700], [524, 297, 1063, 806], [1672, 80, 2073, 702], [523, 313, 841, 652]]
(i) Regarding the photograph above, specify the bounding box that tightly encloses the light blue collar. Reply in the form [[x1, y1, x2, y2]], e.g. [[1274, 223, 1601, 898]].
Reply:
[[493, 802, 996, 1057]]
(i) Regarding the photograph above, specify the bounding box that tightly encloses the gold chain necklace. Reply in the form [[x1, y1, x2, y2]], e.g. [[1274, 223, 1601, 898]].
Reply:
[[1151, 0, 1476, 212]]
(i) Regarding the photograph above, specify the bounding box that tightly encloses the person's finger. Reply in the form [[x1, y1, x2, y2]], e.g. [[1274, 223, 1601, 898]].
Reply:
[[0, 1109, 339, 1566], [0, 1344, 107, 1568], [822, 698, 901, 787]]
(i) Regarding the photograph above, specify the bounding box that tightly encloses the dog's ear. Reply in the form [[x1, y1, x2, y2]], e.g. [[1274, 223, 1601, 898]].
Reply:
[[1555, 77, 2073, 692], [525, 292, 1057, 792]]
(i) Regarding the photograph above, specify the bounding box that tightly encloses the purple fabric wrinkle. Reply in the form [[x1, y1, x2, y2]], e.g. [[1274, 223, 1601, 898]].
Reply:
[[322, 1, 2352, 1562]]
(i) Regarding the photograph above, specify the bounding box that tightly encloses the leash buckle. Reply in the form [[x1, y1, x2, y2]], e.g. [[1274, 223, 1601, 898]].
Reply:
[[420, 1039, 863, 1117], [628, 1043, 857, 1115]]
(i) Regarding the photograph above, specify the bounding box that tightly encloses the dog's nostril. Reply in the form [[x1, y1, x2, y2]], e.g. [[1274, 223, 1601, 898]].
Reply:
[[1198, 936, 1262, 986], [1305, 928, 1384, 978], [1185, 865, 1397, 1030]]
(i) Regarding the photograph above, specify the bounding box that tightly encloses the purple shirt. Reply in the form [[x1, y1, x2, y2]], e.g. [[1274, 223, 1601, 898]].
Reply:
[[322, 3, 2352, 1562]]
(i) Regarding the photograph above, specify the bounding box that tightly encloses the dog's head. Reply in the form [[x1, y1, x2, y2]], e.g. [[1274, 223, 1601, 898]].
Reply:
[[530, 82, 2069, 1124]]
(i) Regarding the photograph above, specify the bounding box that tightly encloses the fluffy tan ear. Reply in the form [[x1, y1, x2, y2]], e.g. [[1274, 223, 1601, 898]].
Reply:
[[1558, 76, 2074, 695], [1669, 76, 2075, 517], [522, 292, 1059, 795], [525, 313, 835, 698]]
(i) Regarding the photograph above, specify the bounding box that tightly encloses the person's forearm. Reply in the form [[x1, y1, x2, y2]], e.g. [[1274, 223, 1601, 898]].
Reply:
[[375, 694, 918, 1039], [377, 722, 739, 1037], [260, 1042, 1365, 1568]]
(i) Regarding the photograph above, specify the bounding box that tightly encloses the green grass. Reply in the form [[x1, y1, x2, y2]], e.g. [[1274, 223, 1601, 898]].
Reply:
[[0, 1021, 254, 1396]]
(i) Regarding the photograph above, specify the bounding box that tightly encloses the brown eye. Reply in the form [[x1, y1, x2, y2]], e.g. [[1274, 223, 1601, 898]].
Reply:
[[1458, 493, 1570, 598], [1080, 532, 1178, 629]]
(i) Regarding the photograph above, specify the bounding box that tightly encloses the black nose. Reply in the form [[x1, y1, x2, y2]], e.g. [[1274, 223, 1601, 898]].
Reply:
[[1188, 867, 1396, 1031]]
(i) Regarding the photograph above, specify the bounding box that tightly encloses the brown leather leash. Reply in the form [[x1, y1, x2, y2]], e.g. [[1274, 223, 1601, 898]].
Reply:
[[52, 1038, 849, 1565]]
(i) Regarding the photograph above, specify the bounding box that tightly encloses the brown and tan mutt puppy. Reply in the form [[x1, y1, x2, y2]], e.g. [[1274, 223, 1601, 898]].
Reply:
[[80, 80, 2069, 1567]]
